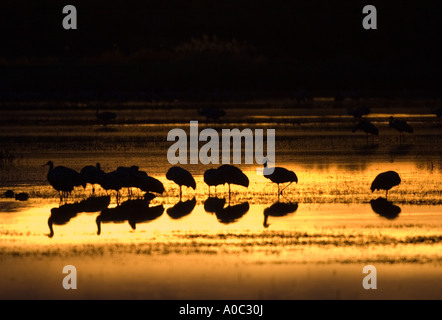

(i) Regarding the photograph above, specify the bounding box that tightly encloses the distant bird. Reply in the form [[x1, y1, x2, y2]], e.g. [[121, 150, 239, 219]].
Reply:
[[166, 166, 196, 199], [348, 106, 371, 118], [216, 165, 249, 199], [370, 171, 401, 200], [431, 107, 442, 118], [198, 107, 225, 121], [263, 161, 298, 196], [352, 119, 379, 143], [44, 161, 85, 201], [204, 168, 224, 194], [389, 116, 413, 141], [14, 192, 29, 201], [96, 109, 117, 126], [4, 190, 14, 198], [80, 163, 106, 194]]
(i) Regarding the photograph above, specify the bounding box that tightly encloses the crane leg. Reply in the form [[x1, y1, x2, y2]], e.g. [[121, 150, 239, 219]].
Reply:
[[280, 182, 293, 194]]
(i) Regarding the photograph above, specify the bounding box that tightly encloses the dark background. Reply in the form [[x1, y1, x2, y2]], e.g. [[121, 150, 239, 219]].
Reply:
[[0, 1, 440, 101]]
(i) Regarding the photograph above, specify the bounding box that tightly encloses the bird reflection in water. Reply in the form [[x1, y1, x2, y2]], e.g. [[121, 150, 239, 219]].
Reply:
[[263, 201, 299, 228], [96, 198, 164, 235], [47, 195, 111, 238], [203, 196, 249, 224], [370, 197, 401, 220], [166, 197, 196, 219]]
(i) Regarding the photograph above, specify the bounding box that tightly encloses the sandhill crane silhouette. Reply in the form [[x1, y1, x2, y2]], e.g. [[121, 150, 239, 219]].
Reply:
[[4, 190, 14, 198], [131, 170, 165, 195], [80, 163, 106, 194], [216, 165, 249, 200], [352, 119, 379, 144], [96, 108, 117, 126], [166, 166, 196, 199], [263, 201, 298, 228], [44, 161, 85, 201], [204, 168, 224, 195], [370, 197, 401, 220], [347, 106, 371, 118], [14, 192, 29, 201], [370, 171, 401, 200], [263, 161, 298, 197], [99, 170, 124, 202], [166, 197, 196, 219], [198, 107, 225, 121], [389, 116, 413, 142]]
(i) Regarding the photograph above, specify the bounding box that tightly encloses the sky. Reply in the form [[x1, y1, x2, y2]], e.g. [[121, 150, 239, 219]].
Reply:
[[0, 1, 440, 98]]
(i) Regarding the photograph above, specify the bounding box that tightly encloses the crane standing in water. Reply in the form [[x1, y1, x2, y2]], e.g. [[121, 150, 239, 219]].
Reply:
[[263, 161, 298, 197], [44, 161, 85, 201], [389, 116, 413, 142], [166, 166, 196, 199], [371, 170, 401, 200]]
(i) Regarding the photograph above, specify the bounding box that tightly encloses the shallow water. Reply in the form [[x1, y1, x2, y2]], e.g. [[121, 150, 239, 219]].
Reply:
[[0, 102, 441, 299]]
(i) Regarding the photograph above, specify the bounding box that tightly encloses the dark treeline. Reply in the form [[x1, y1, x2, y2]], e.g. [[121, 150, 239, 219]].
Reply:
[[0, 1, 441, 100]]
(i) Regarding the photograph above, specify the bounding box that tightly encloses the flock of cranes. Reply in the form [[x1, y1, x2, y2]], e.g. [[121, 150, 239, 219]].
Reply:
[[44, 160, 401, 204], [349, 107, 415, 143]]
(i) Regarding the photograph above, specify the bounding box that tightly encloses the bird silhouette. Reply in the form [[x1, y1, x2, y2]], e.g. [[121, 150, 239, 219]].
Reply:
[[4, 190, 14, 198], [352, 119, 379, 144], [389, 116, 413, 142], [166, 166, 196, 199], [370, 197, 401, 220], [263, 201, 298, 228], [216, 165, 249, 200], [204, 168, 224, 195], [80, 163, 106, 194], [370, 171, 401, 200], [130, 170, 165, 195], [263, 161, 298, 197], [99, 170, 124, 202], [14, 192, 29, 201], [198, 107, 225, 121], [44, 161, 85, 201], [347, 106, 370, 118], [96, 109, 117, 126]]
